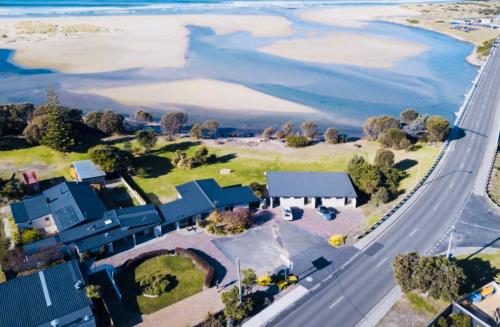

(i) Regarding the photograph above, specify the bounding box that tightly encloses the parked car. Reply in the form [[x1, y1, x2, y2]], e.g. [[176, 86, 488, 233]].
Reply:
[[281, 206, 293, 221], [316, 205, 334, 220]]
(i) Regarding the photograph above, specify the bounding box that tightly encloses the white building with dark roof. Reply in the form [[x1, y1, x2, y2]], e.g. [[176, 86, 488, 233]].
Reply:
[[266, 171, 357, 208]]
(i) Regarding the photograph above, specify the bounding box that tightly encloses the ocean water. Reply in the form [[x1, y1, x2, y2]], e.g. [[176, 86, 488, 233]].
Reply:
[[0, 0, 477, 135]]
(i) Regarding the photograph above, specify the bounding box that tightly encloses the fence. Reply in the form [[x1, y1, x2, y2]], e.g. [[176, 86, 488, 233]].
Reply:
[[356, 42, 498, 240], [105, 175, 147, 206]]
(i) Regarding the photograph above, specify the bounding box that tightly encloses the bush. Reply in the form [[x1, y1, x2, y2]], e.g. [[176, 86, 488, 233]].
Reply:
[[221, 286, 253, 321], [379, 128, 407, 149], [324, 127, 339, 144], [21, 228, 42, 245], [175, 247, 215, 288], [426, 116, 450, 142], [450, 313, 472, 327], [206, 209, 252, 235], [328, 235, 345, 247], [373, 187, 390, 204], [257, 275, 272, 286], [7, 216, 20, 246], [285, 134, 309, 148], [374, 149, 395, 167], [138, 271, 173, 297], [85, 284, 102, 300], [88, 144, 132, 173]]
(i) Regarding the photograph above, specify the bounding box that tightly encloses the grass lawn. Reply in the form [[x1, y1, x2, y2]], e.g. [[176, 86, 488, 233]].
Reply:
[[119, 255, 205, 315], [456, 250, 500, 294], [0, 135, 442, 210]]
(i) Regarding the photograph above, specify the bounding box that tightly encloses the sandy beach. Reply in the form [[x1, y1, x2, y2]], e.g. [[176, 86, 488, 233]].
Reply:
[[261, 32, 428, 68], [73, 78, 316, 114], [0, 15, 292, 73]]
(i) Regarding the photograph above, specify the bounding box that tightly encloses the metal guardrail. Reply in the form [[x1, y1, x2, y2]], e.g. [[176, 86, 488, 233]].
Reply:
[[355, 42, 497, 240]]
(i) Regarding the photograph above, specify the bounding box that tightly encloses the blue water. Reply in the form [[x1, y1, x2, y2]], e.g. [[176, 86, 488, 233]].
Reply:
[[0, 1, 477, 135]]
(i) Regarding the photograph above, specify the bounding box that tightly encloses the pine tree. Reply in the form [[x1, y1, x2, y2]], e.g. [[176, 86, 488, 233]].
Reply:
[[41, 88, 74, 152]]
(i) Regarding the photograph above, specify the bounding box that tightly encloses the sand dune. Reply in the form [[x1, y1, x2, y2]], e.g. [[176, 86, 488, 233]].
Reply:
[[0, 15, 293, 73], [299, 5, 418, 28], [260, 32, 428, 68], [73, 79, 316, 114]]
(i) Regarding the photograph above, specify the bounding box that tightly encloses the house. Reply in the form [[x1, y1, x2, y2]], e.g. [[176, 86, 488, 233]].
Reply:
[[60, 205, 162, 255], [0, 260, 95, 327], [10, 181, 106, 234], [158, 179, 260, 230], [266, 171, 357, 208], [71, 160, 106, 185]]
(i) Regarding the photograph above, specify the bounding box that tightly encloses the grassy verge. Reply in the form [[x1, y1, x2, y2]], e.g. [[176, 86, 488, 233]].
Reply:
[[488, 150, 500, 204], [406, 292, 439, 315], [119, 255, 205, 315]]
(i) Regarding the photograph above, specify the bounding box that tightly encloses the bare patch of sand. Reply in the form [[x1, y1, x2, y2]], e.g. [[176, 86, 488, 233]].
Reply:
[[0, 15, 292, 73], [73, 78, 316, 114], [299, 5, 418, 28], [260, 32, 428, 68]]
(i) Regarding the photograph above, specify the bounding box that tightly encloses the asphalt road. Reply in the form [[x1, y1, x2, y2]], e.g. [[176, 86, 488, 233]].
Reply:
[[272, 46, 500, 327]]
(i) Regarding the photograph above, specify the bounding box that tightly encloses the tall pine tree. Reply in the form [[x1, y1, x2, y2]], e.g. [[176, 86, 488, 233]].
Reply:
[[41, 88, 74, 152]]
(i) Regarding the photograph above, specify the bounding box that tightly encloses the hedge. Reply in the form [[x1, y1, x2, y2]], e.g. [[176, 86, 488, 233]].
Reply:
[[175, 247, 215, 288], [121, 249, 172, 271]]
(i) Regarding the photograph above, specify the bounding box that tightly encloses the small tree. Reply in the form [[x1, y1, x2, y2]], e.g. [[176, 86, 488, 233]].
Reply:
[[285, 134, 309, 148], [373, 187, 390, 204], [426, 115, 450, 142], [324, 127, 339, 144], [0, 179, 26, 202], [281, 121, 294, 136], [378, 128, 407, 149], [450, 313, 472, 327], [392, 252, 419, 293], [374, 149, 395, 167], [221, 286, 253, 322], [133, 110, 153, 123], [262, 127, 274, 141], [400, 108, 419, 125], [23, 115, 47, 145], [160, 112, 188, 137], [190, 123, 204, 139], [399, 138, 411, 151], [85, 284, 102, 300], [135, 128, 157, 154], [83, 111, 103, 130], [301, 121, 317, 140], [203, 120, 219, 138], [242, 268, 257, 294], [275, 130, 286, 139], [88, 145, 131, 173], [21, 228, 42, 245], [41, 88, 75, 152]]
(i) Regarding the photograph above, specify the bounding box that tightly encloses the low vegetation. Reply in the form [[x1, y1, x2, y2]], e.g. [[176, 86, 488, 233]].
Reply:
[[477, 39, 495, 57], [204, 209, 252, 235]]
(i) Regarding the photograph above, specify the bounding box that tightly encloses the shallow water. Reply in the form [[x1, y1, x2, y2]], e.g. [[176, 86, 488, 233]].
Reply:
[[0, 1, 477, 135]]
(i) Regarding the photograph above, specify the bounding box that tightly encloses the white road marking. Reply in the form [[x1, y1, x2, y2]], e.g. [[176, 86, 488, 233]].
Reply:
[[448, 181, 455, 189], [467, 147, 471, 153], [457, 221, 500, 233], [409, 228, 418, 237], [432, 203, 440, 211], [460, 163, 465, 170], [376, 257, 388, 268], [329, 296, 344, 309]]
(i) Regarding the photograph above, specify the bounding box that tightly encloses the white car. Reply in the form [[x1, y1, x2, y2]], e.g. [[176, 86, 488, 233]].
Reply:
[[281, 206, 293, 221]]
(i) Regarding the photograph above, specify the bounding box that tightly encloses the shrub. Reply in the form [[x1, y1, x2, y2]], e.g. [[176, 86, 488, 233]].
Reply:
[[285, 134, 309, 148], [328, 235, 346, 247], [399, 138, 412, 151], [85, 284, 102, 300], [138, 271, 172, 297], [276, 280, 288, 290], [426, 116, 450, 142], [324, 127, 339, 144], [221, 286, 253, 321], [450, 313, 472, 327], [379, 128, 407, 149], [249, 182, 267, 199], [301, 121, 318, 140], [363, 115, 400, 140], [373, 187, 390, 204], [7, 216, 20, 246], [374, 149, 395, 167], [275, 130, 285, 139], [257, 275, 272, 286], [262, 127, 274, 141], [21, 228, 41, 245], [400, 108, 419, 125], [88, 144, 132, 173]]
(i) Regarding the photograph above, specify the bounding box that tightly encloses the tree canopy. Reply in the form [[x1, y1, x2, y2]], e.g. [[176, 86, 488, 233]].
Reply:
[[133, 110, 153, 123], [374, 149, 395, 167], [88, 144, 131, 173], [135, 128, 157, 154], [426, 115, 450, 142], [41, 88, 75, 152], [301, 121, 318, 140], [160, 112, 188, 137], [324, 127, 339, 144]]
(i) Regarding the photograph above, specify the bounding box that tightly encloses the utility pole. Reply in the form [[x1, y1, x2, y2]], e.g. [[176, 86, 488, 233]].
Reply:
[[236, 258, 242, 305]]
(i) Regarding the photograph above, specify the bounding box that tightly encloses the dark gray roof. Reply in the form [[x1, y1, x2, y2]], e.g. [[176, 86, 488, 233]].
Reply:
[[75, 225, 151, 252], [159, 179, 259, 225], [59, 215, 120, 244], [10, 181, 106, 231], [44, 182, 106, 232], [10, 194, 50, 223], [266, 171, 357, 198], [0, 260, 95, 327], [114, 205, 162, 228], [72, 160, 106, 180]]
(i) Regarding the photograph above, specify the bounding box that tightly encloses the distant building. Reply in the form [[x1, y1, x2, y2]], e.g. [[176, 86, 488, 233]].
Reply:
[[159, 179, 260, 230], [266, 171, 358, 208], [0, 260, 95, 327], [71, 160, 106, 185]]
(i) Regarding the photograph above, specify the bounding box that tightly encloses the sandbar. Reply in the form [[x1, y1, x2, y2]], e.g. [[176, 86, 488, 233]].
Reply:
[[73, 78, 316, 114]]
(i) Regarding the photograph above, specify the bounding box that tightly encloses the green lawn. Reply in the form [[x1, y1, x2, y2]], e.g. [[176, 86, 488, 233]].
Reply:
[[406, 292, 439, 315], [456, 250, 500, 293], [120, 255, 205, 315], [0, 136, 441, 207]]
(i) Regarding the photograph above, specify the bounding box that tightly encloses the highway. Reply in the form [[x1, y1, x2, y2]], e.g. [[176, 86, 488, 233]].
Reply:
[[272, 44, 500, 327]]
